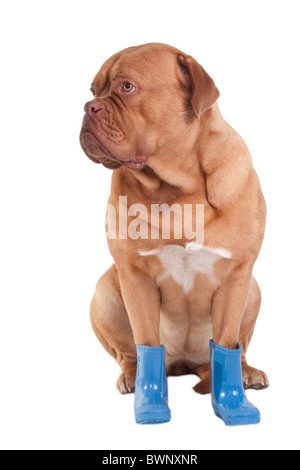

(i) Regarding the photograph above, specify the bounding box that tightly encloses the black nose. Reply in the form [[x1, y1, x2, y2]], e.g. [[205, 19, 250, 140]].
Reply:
[[84, 99, 103, 117]]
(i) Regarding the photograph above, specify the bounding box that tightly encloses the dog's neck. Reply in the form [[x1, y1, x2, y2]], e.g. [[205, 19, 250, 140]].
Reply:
[[119, 104, 229, 199]]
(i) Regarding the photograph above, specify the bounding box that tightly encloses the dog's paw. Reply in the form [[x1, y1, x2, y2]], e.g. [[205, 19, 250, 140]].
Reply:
[[116, 369, 136, 395], [242, 364, 270, 390]]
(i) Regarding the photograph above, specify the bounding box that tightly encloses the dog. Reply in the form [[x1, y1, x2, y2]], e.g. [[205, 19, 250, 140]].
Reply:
[[80, 43, 269, 422]]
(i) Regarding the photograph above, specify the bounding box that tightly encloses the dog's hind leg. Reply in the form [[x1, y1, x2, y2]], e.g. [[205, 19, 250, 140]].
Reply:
[[90, 264, 137, 394]]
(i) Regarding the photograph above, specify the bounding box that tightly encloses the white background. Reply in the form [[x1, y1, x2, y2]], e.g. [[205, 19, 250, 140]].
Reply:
[[0, 0, 299, 451]]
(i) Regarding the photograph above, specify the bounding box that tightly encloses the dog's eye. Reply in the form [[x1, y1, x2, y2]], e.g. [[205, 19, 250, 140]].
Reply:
[[122, 82, 135, 93], [90, 88, 96, 96]]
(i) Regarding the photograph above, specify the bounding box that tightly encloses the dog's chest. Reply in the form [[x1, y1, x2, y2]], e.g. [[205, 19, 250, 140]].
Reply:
[[139, 243, 232, 294]]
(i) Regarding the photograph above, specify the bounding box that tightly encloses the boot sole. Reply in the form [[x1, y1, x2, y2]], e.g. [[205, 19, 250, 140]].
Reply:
[[135, 405, 171, 424]]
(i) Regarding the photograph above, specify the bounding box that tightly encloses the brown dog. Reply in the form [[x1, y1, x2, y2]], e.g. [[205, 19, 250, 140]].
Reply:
[[80, 43, 269, 398]]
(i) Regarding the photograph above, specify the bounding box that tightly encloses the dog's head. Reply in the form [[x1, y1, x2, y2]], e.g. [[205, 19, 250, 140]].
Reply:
[[80, 43, 220, 170]]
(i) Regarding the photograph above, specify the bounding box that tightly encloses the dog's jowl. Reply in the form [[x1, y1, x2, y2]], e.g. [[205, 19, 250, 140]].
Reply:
[[80, 43, 269, 426]]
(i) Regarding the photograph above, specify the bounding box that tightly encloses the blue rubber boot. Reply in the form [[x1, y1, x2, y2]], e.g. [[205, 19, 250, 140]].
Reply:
[[134, 345, 171, 424], [209, 340, 261, 426]]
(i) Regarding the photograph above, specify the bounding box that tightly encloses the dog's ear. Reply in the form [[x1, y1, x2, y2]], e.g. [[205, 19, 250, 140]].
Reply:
[[177, 54, 220, 119]]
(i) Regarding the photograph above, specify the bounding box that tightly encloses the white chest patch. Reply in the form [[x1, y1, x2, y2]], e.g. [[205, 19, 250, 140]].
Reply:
[[139, 243, 232, 294]]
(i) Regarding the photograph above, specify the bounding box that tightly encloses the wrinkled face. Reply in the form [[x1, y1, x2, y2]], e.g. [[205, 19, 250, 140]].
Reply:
[[79, 43, 219, 170]]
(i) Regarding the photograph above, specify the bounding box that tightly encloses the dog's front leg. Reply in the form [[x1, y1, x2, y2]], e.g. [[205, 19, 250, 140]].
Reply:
[[212, 263, 253, 350], [117, 265, 161, 347], [210, 263, 261, 426], [117, 265, 171, 424]]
